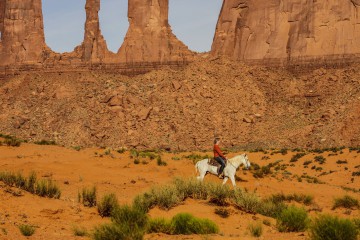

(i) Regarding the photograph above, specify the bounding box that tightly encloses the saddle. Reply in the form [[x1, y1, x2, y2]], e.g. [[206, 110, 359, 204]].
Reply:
[[208, 158, 227, 168]]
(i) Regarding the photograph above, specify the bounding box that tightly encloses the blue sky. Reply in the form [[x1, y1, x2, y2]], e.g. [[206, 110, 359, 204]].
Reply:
[[42, 0, 223, 53]]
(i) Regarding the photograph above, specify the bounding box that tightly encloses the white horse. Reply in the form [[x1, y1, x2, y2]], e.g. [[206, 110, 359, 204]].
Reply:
[[195, 154, 251, 188]]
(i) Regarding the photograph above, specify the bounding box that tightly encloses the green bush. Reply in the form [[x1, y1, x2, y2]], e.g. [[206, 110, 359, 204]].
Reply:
[[148, 218, 173, 234], [173, 178, 209, 200], [35, 179, 61, 199], [4, 137, 22, 147], [19, 224, 35, 236], [314, 156, 326, 165], [133, 185, 182, 212], [332, 195, 359, 210], [97, 193, 120, 217], [93, 205, 149, 240], [248, 222, 263, 237], [208, 184, 232, 206], [214, 207, 230, 218], [257, 198, 287, 219], [290, 153, 306, 162], [0, 171, 60, 199], [156, 156, 167, 166], [34, 140, 56, 145], [80, 186, 97, 207], [233, 189, 260, 214], [277, 206, 309, 232], [73, 226, 88, 236], [170, 213, 219, 235], [309, 215, 358, 240]]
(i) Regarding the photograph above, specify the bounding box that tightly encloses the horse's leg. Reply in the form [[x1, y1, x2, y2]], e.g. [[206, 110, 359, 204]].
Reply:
[[197, 171, 206, 181], [222, 176, 229, 185], [229, 175, 236, 188]]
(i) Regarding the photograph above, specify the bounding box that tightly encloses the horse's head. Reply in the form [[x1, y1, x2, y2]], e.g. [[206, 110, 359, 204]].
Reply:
[[243, 154, 251, 170]]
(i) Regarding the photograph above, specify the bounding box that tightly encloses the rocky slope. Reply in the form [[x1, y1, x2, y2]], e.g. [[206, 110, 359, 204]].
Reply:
[[0, 58, 359, 150]]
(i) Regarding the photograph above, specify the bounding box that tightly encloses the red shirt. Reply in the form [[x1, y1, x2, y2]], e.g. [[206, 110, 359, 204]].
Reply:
[[213, 144, 225, 158]]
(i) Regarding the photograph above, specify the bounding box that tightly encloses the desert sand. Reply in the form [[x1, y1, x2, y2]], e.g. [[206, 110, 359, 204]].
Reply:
[[0, 141, 359, 240]]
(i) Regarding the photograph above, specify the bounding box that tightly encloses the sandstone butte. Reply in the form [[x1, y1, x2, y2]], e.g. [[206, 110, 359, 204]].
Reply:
[[1, 0, 360, 69]]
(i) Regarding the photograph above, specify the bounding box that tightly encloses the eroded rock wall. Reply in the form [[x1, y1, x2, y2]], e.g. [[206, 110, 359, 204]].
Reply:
[[0, 0, 46, 65], [212, 0, 360, 64], [117, 0, 194, 63]]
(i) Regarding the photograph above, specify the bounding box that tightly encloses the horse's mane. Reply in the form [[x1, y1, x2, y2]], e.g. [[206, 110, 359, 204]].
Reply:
[[228, 154, 245, 167]]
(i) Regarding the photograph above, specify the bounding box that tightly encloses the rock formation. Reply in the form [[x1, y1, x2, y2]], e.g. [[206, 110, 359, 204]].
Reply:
[[0, 0, 47, 65], [74, 0, 110, 63], [0, 1, 4, 37], [212, 0, 360, 65], [117, 0, 194, 63]]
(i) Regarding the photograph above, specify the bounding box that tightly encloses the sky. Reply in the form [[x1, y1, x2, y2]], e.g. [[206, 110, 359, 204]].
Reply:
[[42, 0, 223, 53]]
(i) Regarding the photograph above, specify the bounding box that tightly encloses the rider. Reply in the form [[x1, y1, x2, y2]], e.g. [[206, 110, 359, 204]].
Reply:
[[213, 137, 227, 178]]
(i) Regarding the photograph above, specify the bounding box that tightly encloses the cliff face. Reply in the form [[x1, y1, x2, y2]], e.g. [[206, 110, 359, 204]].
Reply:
[[212, 0, 360, 64], [0, 0, 46, 65], [117, 0, 194, 63]]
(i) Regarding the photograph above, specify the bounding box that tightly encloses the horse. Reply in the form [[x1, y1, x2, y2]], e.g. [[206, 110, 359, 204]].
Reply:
[[195, 154, 251, 188]]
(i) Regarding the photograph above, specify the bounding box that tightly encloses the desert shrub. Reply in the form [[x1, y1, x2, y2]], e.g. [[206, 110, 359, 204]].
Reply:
[[34, 140, 56, 145], [15, 172, 26, 189], [4, 137, 22, 147], [303, 160, 313, 166], [352, 171, 360, 177], [133, 158, 140, 164], [183, 153, 211, 164], [309, 214, 358, 240], [353, 218, 360, 229], [171, 213, 218, 235], [173, 178, 209, 200], [0, 171, 60, 199], [214, 208, 230, 218], [269, 193, 314, 206], [19, 224, 35, 236], [94, 205, 148, 240], [133, 192, 155, 213], [72, 146, 82, 151], [253, 165, 272, 178], [257, 198, 287, 218], [248, 222, 263, 237], [117, 148, 126, 154], [208, 184, 232, 206], [336, 160, 348, 164], [35, 179, 61, 199], [97, 193, 120, 217], [314, 156, 326, 164], [73, 226, 88, 236], [276, 206, 309, 232], [134, 185, 182, 212], [80, 186, 97, 207], [332, 195, 359, 210], [233, 189, 260, 213], [147, 218, 173, 234], [290, 153, 306, 162], [26, 171, 37, 193], [263, 219, 271, 226], [156, 156, 167, 166]]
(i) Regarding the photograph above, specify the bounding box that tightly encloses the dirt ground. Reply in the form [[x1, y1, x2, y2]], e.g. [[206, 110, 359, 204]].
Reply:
[[0, 142, 359, 239]]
